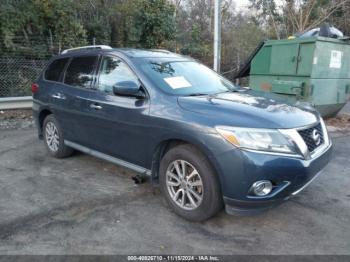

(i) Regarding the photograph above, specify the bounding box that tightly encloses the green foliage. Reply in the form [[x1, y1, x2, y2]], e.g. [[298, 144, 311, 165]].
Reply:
[[175, 0, 214, 65], [180, 23, 212, 61], [138, 0, 176, 48], [0, 0, 177, 55], [0, 0, 87, 57], [113, 0, 176, 48]]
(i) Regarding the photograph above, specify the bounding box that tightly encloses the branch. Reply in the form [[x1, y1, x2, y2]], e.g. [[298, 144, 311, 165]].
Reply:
[[302, 0, 317, 31], [307, 0, 350, 30], [88, 0, 96, 9], [268, 2, 280, 39], [284, 0, 300, 32]]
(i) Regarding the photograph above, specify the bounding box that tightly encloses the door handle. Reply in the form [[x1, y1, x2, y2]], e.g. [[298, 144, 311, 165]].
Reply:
[[52, 93, 66, 99], [90, 103, 102, 110]]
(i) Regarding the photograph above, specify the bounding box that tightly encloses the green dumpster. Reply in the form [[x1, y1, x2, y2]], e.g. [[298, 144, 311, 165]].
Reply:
[[248, 36, 350, 117]]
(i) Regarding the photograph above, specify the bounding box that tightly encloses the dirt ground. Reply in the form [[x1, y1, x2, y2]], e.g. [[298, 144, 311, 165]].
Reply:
[[0, 109, 34, 130], [326, 113, 350, 134]]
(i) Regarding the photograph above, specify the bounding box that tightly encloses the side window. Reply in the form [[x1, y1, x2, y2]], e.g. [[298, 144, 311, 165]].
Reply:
[[97, 56, 139, 94], [64, 56, 98, 88], [44, 58, 69, 82]]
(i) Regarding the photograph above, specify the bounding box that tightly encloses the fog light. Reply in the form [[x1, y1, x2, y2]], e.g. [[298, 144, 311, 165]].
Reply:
[[250, 180, 273, 196]]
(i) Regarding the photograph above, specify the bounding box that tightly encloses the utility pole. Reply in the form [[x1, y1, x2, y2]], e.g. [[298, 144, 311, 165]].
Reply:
[[213, 0, 221, 73]]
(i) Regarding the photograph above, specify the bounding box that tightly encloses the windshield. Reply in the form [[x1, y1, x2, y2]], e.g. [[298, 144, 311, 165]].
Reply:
[[139, 60, 237, 95]]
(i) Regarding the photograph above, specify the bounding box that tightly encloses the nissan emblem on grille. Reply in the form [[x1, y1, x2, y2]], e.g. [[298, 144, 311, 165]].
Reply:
[[311, 129, 321, 146]]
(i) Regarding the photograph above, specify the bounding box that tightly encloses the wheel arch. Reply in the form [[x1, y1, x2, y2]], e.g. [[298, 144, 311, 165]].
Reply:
[[38, 109, 53, 138], [150, 137, 222, 187]]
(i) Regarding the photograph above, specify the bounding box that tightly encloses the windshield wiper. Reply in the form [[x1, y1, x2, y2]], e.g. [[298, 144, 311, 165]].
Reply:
[[187, 89, 241, 97], [214, 90, 239, 95]]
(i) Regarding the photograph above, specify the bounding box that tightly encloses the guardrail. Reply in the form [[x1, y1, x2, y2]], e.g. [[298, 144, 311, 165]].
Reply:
[[0, 96, 32, 110]]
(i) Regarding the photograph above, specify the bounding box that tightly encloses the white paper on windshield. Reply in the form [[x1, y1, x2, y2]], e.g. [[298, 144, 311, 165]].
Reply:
[[164, 76, 192, 89]]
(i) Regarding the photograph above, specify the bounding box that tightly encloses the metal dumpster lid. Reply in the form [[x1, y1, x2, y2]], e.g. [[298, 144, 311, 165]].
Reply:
[[234, 40, 265, 79]]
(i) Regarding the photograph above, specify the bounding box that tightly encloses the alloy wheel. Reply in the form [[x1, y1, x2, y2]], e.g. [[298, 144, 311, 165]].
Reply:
[[166, 160, 203, 210], [45, 122, 59, 152]]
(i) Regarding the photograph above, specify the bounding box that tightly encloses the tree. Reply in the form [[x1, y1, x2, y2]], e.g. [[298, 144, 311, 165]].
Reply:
[[73, 0, 116, 45], [0, 0, 87, 56], [283, 0, 350, 34], [249, 0, 350, 38], [221, 14, 265, 79], [137, 0, 176, 48], [248, 0, 282, 38], [175, 0, 214, 64]]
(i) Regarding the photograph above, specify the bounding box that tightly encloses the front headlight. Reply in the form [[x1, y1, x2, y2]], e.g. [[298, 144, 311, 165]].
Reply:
[[216, 126, 298, 155]]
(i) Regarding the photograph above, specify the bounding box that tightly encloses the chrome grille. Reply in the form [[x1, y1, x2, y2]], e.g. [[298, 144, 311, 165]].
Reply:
[[298, 123, 324, 153]]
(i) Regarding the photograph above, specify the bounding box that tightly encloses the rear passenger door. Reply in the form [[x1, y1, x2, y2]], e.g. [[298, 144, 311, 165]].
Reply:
[[86, 55, 151, 167], [56, 55, 99, 146], [43, 57, 70, 117]]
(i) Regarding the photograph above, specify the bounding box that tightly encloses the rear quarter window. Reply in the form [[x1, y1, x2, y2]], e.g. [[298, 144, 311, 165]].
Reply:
[[44, 58, 69, 82]]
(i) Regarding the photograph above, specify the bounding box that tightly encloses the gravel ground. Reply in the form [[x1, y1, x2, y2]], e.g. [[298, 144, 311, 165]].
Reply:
[[325, 114, 350, 136], [340, 101, 350, 114], [0, 108, 349, 255], [0, 109, 34, 130]]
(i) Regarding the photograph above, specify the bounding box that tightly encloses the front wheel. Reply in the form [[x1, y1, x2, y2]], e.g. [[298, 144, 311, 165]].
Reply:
[[159, 144, 223, 221]]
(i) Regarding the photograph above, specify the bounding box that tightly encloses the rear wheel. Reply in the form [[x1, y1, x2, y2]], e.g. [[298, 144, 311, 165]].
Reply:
[[159, 144, 223, 221], [43, 114, 73, 158]]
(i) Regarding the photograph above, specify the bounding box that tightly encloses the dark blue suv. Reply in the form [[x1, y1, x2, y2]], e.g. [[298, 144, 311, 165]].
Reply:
[[32, 46, 332, 221]]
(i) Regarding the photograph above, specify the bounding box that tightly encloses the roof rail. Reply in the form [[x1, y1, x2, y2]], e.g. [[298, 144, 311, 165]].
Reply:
[[150, 49, 171, 53], [61, 45, 112, 54]]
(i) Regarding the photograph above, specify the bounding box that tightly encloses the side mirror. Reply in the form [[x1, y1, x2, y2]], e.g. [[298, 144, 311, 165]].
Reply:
[[113, 81, 144, 97]]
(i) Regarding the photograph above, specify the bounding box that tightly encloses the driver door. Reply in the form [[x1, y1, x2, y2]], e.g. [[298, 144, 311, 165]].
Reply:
[[86, 55, 151, 167]]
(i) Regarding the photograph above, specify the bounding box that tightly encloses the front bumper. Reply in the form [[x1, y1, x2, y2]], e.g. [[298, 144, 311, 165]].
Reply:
[[215, 141, 333, 215]]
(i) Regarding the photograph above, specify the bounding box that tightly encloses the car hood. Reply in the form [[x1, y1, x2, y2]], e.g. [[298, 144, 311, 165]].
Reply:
[[177, 90, 319, 129]]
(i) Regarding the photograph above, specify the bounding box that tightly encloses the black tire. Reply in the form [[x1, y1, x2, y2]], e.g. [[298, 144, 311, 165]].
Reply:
[[43, 114, 73, 158], [159, 144, 223, 221]]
